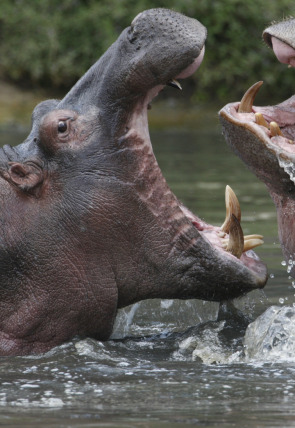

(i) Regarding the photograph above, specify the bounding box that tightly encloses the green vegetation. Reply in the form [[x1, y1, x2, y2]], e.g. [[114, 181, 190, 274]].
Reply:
[[0, 0, 293, 103]]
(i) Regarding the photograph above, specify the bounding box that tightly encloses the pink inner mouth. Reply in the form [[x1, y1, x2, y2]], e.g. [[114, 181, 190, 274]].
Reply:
[[141, 44, 265, 276], [230, 97, 295, 154]]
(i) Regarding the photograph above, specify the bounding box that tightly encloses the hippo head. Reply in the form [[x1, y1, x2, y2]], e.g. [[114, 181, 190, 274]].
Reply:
[[219, 17, 295, 274], [0, 9, 266, 355]]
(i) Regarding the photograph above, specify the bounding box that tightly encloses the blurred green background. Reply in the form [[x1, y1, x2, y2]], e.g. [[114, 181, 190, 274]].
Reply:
[[0, 0, 293, 123]]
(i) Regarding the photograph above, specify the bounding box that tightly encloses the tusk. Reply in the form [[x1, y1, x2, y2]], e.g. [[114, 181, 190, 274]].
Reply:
[[221, 185, 241, 233], [167, 79, 182, 90], [226, 214, 244, 259], [220, 186, 264, 257], [270, 121, 283, 137], [238, 81, 263, 113], [255, 112, 269, 128]]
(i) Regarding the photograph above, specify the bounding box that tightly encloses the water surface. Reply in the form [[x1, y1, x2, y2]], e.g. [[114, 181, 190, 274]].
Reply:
[[0, 119, 293, 427]]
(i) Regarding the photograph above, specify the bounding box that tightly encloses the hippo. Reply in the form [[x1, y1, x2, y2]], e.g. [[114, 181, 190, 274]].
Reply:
[[219, 17, 295, 275], [0, 8, 267, 355]]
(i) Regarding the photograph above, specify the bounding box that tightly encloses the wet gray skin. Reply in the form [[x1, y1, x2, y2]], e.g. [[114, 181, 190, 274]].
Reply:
[[220, 17, 295, 275], [0, 8, 267, 356]]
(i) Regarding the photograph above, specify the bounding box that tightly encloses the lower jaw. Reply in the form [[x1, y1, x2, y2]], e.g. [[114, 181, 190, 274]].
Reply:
[[229, 81, 295, 154], [180, 185, 264, 266]]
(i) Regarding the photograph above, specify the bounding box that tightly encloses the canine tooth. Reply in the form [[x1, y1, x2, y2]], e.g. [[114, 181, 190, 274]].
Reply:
[[243, 238, 264, 252], [255, 112, 269, 128], [226, 214, 244, 259], [221, 234, 264, 253], [221, 185, 241, 233], [167, 79, 182, 90], [270, 121, 283, 137], [238, 81, 263, 113]]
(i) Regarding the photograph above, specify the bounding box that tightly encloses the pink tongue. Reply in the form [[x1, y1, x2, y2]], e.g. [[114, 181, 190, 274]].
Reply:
[[271, 37, 295, 67]]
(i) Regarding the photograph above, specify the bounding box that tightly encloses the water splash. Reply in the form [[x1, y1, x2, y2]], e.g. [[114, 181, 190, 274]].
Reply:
[[278, 157, 295, 184], [174, 320, 243, 364], [111, 299, 220, 339], [244, 305, 295, 363]]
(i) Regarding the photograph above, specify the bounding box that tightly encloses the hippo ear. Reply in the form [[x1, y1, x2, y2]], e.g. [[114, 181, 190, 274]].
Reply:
[[7, 162, 44, 196]]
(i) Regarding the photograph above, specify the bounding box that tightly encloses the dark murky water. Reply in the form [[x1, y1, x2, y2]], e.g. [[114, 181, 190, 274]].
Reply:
[[0, 117, 294, 427]]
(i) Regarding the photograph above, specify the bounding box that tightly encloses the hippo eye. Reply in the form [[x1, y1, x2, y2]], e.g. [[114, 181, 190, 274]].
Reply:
[[57, 121, 68, 133]]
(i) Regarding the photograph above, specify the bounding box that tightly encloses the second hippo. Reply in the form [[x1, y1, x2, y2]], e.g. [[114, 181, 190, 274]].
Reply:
[[219, 17, 295, 275]]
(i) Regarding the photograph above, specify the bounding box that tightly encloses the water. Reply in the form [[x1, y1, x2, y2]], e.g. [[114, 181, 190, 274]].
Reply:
[[0, 117, 293, 427]]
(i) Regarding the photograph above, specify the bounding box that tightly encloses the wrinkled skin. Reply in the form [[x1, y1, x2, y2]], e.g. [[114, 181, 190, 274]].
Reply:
[[0, 9, 267, 355], [219, 17, 295, 275]]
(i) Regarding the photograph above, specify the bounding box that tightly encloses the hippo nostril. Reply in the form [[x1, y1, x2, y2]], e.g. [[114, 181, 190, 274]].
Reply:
[[127, 26, 138, 44]]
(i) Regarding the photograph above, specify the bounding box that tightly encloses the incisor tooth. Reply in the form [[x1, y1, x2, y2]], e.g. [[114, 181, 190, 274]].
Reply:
[[243, 238, 264, 252], [244, 234, 263, 241], [255, 112, 269, 128], [221, 185, 241, 233], [270, 121, 283, 137], [238, 81, 263, 113], [226, 214, 244, 259]]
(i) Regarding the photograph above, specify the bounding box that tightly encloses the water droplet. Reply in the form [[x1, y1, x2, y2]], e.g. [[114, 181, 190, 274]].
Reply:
[[281, 261, 287, 266], [270, 273, 275, 279], [279, 298, 284, 304]]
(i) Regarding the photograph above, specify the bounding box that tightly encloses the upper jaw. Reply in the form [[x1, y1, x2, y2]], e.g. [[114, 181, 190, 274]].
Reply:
[[263, 18, 295, 51]]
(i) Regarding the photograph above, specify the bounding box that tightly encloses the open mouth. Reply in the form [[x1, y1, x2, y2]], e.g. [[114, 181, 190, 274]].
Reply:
[[221, 80, 295, 156], [142, 48, 266, 284], [219, 30, 295, 178]]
